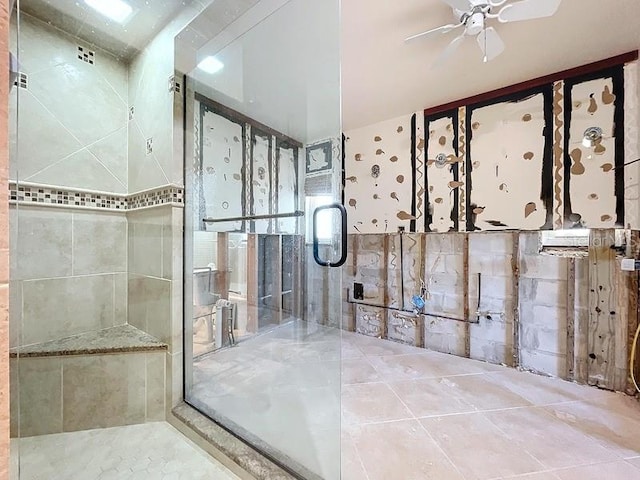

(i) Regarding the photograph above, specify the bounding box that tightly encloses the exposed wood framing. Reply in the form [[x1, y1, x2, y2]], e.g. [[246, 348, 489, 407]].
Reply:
[[628, 231, 640, 394], [246, 234, 259, 333], [566, 258, 576, 381], [424, 51, 638, 116], [613, 258, 629, 391], [348, 234, 358, 331], [215, 233, 229, 301], [511, 232, 520, 368], [418, 234, 427, 348], [463, 233, 471, 358], [382, 234, 390, 339], [274, 236, 283, 325], [574, 257, 589, 384], [293, 235, 304, 321], [587, 229, 618, 390], [322, 256, 329, 327]]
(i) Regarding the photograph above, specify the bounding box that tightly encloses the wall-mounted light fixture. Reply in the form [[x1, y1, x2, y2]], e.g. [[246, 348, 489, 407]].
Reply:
[[582, 127, 603, 148]]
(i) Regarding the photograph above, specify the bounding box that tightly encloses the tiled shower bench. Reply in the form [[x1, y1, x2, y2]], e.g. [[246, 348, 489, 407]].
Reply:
[[10, 325, 168, 437]]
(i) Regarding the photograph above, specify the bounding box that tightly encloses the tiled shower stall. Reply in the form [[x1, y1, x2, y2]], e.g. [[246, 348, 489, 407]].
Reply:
[[9, 0, 195, 448]]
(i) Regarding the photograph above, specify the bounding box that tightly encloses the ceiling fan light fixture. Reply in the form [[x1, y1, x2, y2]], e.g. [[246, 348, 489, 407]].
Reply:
[[407, 0, 563, 64]]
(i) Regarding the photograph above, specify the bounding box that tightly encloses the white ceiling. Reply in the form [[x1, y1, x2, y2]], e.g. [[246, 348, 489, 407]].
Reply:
[[183, 0, 341, 144], [342, 0, 640, 130], [19, 0, 640, 138]]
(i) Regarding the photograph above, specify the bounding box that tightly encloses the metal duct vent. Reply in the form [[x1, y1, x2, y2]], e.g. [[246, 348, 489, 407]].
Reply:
[[14, 72, 27, 89], [77, 46, 95, 65]]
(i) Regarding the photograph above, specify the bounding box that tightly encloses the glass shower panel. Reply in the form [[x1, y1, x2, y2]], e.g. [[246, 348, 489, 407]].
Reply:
[[182, 0, 342, 478]]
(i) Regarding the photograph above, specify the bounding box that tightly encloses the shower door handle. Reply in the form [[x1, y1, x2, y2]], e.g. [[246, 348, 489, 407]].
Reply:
[[312, 203, 347, 268]]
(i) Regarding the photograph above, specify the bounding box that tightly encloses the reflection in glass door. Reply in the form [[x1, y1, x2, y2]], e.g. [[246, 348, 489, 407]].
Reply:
[[181, 0, 342, 478]]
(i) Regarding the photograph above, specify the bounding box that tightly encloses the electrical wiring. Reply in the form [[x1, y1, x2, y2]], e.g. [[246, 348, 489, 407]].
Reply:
[[632, 321, 640, 394]]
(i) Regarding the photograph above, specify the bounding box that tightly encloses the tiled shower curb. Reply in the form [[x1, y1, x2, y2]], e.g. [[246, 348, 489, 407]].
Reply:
[[171, 402, 317, 480]]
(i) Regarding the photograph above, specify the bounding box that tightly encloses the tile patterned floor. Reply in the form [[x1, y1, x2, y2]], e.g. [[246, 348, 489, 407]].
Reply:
[[13, 326, 640, 480], [340, 332, 640, 480], [10, 422, 241, 480]]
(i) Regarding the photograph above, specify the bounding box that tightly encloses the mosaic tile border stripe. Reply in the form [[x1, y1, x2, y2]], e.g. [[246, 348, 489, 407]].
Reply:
[[8, 182, 184, 211]]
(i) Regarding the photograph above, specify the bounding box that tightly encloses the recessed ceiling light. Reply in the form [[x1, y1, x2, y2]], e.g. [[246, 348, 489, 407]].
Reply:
[[85, 0, 133, 24], [197, 56, 224, 75]]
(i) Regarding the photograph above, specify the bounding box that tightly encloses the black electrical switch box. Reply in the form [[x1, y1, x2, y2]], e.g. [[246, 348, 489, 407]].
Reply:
[[354, 282, 364, 300]]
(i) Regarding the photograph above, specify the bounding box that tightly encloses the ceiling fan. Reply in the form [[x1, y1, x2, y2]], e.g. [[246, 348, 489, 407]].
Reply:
[[406, 0, 562, 65]]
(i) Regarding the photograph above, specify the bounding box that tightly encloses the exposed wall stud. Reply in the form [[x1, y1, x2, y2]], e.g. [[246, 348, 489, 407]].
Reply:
[[511, 232, 520, 368], [463, 233, 470, 358], [588, 229, 618, 390], [627, 231, 640, 393], [567, 258, 576, 380]]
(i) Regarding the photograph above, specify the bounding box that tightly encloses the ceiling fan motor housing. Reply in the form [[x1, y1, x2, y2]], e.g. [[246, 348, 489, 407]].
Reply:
[[466, 12, 485, 35]]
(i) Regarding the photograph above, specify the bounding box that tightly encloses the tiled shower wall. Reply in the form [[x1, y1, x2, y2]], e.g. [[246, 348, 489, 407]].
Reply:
[[9, 207, 127, 347], [7, 5, 205, 425], [9, 14, 130, 349], [10, 14, 128, 193]]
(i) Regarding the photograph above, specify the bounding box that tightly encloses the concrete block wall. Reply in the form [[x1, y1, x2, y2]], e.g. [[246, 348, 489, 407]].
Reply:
[[468, 233, 516, 366], [342, 230, 634, 390]]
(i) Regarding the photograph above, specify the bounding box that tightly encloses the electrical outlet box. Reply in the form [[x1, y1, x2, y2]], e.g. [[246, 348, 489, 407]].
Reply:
[[354, 282, 364, 300], [621, 258, 640, 271]]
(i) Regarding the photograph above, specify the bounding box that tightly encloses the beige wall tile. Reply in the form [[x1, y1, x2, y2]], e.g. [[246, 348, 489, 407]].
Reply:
[[8, 281, 20, 348], [22, 274, 116, 345], [127, 121, 170, 193], [128, 208, 169, 279], [114, 272, 128, 325], [14, 15, 128, 193], [10, 90, 83, 180], [72, 211, 127, 275], [167, 351, 183, 409], [8, 358, 16, 439], [13, 207, 72, 280], [62, 353, 145, 431], [146, 352, 166, 422], [128, 274, 171, 345], [14, 357, 63, 437], [27, 148, 127, 194]]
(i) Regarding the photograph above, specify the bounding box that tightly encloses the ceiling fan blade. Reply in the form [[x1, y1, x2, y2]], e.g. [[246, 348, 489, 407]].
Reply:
[[498, 0, 562, 23], [441, 0, 472, 11], [432, 34, 466, 67], [477, 27, 505, 62], [405, 23, 463, 43]]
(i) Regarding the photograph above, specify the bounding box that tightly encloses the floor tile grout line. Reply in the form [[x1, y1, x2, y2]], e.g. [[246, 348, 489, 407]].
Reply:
[[381, 377, 472, 479], [344, 430, 372, 480], [413, 410, 470, 480], [526, 402, 638, 459], [480, 404, 624, 473]]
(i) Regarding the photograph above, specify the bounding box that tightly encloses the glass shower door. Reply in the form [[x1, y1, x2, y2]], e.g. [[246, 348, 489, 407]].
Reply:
[[181, 0, 343, 478]]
